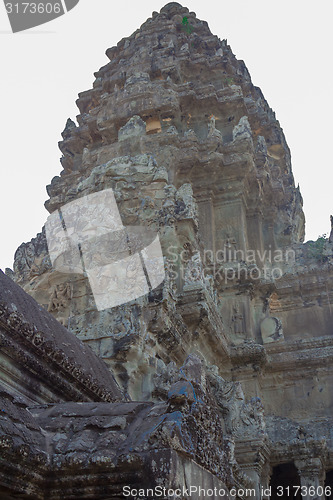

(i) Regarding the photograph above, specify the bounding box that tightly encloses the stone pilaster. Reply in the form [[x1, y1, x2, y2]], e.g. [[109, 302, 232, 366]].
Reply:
[[295, 458, 325, 500], [260, 461, 272, 500], [235, 437, 270, 500]]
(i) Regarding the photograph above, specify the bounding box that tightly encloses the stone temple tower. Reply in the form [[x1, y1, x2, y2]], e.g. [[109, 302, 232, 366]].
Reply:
[[2, 2, 333, 498]]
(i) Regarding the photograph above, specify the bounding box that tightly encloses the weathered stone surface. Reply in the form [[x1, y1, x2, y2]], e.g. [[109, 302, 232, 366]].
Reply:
[[2, 1, 333, 497], [0, 283, 242, 498]]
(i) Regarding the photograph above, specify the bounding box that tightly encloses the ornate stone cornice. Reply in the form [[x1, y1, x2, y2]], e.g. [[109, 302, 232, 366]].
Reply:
[[0, 303, 118, 403], [265, 336, 333, 372]]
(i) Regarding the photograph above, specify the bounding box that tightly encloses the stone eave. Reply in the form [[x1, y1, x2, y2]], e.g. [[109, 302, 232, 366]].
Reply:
[[0, 304, 116, 403], [0, 270, 123, 403]]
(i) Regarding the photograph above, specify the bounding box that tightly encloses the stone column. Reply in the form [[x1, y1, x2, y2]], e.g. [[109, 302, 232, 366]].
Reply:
[[295, 458, 325, 500], [260, 462, 272, 500], [244, 468, 261, 499], [235, 438, 270, 500]]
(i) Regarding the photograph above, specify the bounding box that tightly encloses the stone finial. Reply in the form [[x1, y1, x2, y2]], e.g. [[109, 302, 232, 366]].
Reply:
[[118, 115, 146, 141], [232, 116, 252, 142], [160, 2, 187, 16], [61, 118, 76, 140]]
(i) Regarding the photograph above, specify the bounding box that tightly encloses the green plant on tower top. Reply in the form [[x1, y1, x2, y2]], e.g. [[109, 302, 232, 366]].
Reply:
[[308, 234, 328, 262], [181, 16, 194, 35]]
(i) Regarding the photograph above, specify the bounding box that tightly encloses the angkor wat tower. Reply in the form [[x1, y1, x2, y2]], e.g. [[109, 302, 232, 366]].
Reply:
[[1, 3, 333, 499]]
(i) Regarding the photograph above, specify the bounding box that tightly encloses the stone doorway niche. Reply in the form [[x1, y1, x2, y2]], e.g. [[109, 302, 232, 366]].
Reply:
[[325, 470, 333, 499], [270, 463, 301, 499]]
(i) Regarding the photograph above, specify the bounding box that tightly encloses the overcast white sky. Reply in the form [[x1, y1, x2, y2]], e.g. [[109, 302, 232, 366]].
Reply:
[[0, 0, 332, 271]]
